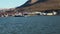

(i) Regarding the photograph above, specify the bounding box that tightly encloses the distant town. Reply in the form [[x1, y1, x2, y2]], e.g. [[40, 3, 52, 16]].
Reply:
[[0, 8, 60, 17]]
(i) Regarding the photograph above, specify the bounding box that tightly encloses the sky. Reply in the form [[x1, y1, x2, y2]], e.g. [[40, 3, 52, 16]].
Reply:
[[0, 0, 28, 8]]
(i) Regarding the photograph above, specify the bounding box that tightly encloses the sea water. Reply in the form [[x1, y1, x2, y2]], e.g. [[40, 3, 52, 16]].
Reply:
[[0, 16, 60, 34]]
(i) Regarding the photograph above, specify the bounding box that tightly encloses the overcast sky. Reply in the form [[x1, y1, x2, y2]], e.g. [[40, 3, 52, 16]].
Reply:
[[0, 0, 28, 8]]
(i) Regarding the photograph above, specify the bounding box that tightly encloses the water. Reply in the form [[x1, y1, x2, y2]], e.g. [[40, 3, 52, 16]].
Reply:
[[0, 16, 60, 34]]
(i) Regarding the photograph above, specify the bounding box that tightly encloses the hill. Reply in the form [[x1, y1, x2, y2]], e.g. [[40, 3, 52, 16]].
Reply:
[[15, 0, 60, 11]]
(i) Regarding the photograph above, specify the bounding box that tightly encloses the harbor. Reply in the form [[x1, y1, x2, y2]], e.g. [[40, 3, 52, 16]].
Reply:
[[0, 0, 60, 34], [0, 9, 59, 17]]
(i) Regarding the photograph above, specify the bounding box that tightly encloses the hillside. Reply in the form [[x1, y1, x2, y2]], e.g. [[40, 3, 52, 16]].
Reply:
[[16, 0, 60, 11]]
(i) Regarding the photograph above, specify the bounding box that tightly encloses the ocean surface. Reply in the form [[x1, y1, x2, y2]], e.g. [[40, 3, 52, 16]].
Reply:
[[0, 16, 60, 34]]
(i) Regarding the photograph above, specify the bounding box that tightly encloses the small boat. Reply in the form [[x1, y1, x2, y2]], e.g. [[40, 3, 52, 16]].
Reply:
[[14, 15, 24, 17]]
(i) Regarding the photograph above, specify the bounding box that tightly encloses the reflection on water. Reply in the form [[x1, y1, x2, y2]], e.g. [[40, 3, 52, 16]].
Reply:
[[0, 16, 60, 34]]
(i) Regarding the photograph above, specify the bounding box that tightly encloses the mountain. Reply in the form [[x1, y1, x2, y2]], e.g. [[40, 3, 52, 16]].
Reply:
[[15, 0, 60, 12], [16, 0, 46, 8], [0, 0, 60, 17]]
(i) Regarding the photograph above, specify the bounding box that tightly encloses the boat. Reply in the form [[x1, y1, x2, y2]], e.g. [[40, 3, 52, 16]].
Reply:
[[14, 15, 24, 17]]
